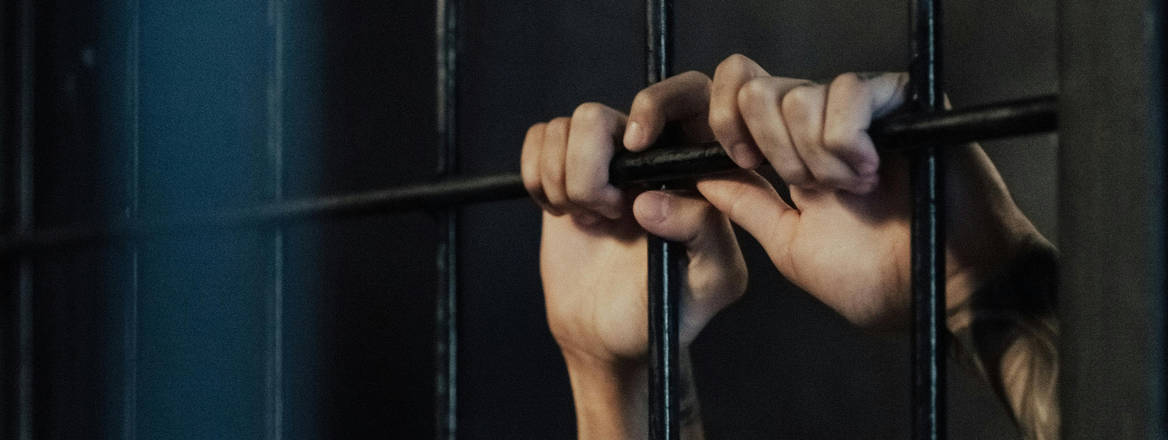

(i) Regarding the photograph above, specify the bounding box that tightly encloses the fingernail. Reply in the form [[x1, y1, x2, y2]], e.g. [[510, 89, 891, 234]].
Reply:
[[624, 121, 646, 149], [635, 191, 669, 223]]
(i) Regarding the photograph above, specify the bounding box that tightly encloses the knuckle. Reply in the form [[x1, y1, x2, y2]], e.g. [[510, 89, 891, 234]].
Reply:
[[707, 106, 738, 134], [525, 122, 547, 139], [571, 102, 608, 126], [780, 86, 816, 120], [632, 89, 660, 114], [547, 116, 571, 133], [679, 70, 712, 84], [716, 53, 750, 76], [829, 72, 863, 94], [737, 78, 777, 111]]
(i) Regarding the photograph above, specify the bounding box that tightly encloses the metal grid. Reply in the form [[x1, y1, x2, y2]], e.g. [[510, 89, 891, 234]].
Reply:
[[2, 0, 1165, 439]]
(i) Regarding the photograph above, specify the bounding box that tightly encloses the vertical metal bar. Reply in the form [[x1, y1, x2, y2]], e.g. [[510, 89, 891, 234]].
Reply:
[[0, 1, 7, 434], [265, 1, 285, 439], [122, 1, 140, 438], [645, 1, 679, 439], [908, 0, 945, 438], [1059, 0, 1166, 437], [435, 0, 459, 438], [14, 0, 35, 438]]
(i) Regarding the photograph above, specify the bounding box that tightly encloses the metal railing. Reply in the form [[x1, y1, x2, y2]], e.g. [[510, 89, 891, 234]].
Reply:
[[3, 0, 1165, 438], [0, 0, 1057, 437], [0, 95, 1056, 256]]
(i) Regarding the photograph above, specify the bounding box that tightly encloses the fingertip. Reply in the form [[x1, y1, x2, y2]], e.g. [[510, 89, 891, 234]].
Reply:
[[623, 121, 649, 151], [634, 191, 714, 243], [852, 156, 879, 177], [848, 175, 880, 195], [591, 186, 626, 220], [632, 190, 669, 225]]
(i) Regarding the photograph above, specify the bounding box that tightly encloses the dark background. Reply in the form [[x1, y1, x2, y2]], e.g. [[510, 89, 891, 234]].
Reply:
[[2, 0, 1056, 438]]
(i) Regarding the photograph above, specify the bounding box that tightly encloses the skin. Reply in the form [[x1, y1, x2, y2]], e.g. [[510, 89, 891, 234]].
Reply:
[[522, 53, 1057, 439]]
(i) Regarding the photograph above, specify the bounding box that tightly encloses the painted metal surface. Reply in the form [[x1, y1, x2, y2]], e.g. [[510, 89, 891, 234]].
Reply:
[[909, 0, 946, 438], [645, 0, 681, 439], [1059, 0, 1167, 437], [435, 0, 460, 438]]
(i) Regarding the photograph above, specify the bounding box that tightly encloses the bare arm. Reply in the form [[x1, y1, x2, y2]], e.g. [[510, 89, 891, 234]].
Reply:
[[522, 72, 746, 439], [949, 239, 1059, 440], [566, 349, 703, 439]]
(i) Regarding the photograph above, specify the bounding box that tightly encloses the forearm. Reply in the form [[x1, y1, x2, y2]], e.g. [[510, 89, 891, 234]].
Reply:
[[948, 240, 1059, 440], [564, 349, 704, 440]]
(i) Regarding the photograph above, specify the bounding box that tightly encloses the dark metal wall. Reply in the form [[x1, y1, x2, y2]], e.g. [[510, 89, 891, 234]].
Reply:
[[1059, 0, 1167, 437], [1, 0, 1066, 438]]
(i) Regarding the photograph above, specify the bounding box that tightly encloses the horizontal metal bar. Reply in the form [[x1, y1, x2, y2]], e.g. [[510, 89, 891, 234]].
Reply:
[[611, 93, 1056, 185], [0, 94, 1056, 256]]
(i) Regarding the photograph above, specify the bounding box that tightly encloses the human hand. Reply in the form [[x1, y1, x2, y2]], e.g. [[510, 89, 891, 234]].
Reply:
[[661, 54, 1047, 331], [619, 55, 1055, 438], [522, 72, 748, 438]]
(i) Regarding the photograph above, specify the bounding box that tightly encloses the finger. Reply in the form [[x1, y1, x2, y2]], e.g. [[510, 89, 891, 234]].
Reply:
[[781, 82, 865, 192], [695, 171, 800, 276], [624, 70, 711, 151], [821, 72, 910, 194], [710, 54, 771, 168], [565, 103, 627, 220], [521, 122, 556, 213], [736, 76, 814, 186], [542, 117, 598, 224], [632, 190, 747, 319]]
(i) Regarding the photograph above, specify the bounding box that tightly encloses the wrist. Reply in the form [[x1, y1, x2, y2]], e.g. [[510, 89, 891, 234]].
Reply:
[[945, 232, 1055, 336], [944, 240, 1059, 439], [942, 143, 1051, 333], [562, 349, 648, 439]]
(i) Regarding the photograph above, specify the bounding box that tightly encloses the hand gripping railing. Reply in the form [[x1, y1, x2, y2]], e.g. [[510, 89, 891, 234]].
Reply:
[[0, 95, 1055, 257], [0, 0, 1060, 438]]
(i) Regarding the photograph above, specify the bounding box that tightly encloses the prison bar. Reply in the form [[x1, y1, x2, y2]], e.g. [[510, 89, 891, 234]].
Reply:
[[0, 94, 1056, 257], [908, 0, 946, 437], [434, 0, 460, 438], [644, 0, 682, 438], [11, 0, 37, 438]]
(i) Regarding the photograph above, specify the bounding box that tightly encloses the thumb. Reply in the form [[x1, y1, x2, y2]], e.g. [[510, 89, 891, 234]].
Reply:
[[695, 171, 800, 275], [632, 190, 739, 265], [632, 190, 747, 336]]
